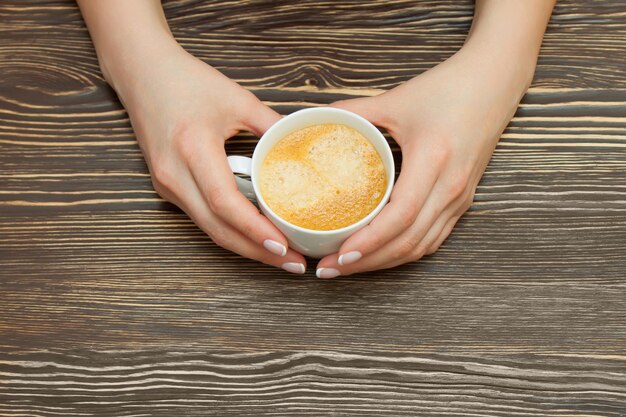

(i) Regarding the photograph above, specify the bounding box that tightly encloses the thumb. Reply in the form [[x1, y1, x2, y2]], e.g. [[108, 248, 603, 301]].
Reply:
[[244, 98, 282, 138], [330, 94, 390, 128]]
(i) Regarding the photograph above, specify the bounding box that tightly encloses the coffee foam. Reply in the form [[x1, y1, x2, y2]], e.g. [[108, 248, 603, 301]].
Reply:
[[259, 124, 387, 231]]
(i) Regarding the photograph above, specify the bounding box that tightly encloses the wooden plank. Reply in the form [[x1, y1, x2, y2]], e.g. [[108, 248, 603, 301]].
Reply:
[[0, 0, 625, 415]]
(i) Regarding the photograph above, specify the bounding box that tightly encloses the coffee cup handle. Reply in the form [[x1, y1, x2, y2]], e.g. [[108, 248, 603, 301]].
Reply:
[[227, 156, 256, 201]]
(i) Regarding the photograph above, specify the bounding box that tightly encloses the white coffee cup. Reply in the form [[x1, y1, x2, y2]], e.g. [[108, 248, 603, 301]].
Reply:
[[227, 107, 395, 258]]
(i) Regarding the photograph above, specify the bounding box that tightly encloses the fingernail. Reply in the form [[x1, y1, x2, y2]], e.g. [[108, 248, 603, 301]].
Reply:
[[263, 239, 287, 256], [338, 251, 362, 266], [316, 268, 341, 279], [282, 262, 306, 274]]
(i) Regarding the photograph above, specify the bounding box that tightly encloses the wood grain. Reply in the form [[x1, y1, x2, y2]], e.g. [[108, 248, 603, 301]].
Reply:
[[1, 350, 625, 416], [1, 0, 625, 415]]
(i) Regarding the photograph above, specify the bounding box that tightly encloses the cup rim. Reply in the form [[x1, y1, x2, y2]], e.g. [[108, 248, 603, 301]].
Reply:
[[251, 107, 395, 236]]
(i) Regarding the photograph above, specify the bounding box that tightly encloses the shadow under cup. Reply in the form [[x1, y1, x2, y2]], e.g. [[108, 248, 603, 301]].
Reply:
[[228, 107, 395, 258]]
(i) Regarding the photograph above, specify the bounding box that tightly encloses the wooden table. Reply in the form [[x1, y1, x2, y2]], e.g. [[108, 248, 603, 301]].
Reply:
[[1, 0, 625, 415]]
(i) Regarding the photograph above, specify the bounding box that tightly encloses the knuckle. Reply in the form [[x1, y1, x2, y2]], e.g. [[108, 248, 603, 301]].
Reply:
[[152, 181, 169, 201], [238, 215, 258, 240], [206, 187, 230, 212], [150, 158, 175, 195], [412, 243, 428, 260], [462, 200, 473, 213], [464, 188, 477, 208], [447, 175, 470, 201], [235, 89, 261, 117], [397, 202, 419, 228], [367, 233, 385, 253], [208, 228, 230, 249], [395, 236, 419, 259], [424, 245, 438, 256], [242, 90, 261, 108], [428, 141, 452, 168], [172, 124, 198, 160]]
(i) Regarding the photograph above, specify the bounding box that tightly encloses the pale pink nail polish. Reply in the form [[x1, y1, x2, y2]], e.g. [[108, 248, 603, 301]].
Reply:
[[263, 239, 287, 256], [316, 268, 341, 279], [338, 251, 362, 266], [282, 262, 305, 274]]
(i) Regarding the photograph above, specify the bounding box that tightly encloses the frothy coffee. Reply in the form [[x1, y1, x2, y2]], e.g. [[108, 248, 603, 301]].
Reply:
[[259, 123, 387, 231]]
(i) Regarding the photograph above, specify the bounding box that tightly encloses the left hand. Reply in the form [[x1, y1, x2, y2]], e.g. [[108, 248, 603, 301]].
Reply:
[[315, 45, 534, 278]]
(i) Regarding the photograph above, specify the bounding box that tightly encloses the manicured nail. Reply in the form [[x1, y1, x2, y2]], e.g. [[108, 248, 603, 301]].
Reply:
[[316, 268, 341, 279], [263, 239, 287, 256], [282, 262, 306, 274], [338, 251, 362, 266]]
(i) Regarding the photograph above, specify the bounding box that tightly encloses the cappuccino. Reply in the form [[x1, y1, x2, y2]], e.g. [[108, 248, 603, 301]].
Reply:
[[259, 123, 386, 231]]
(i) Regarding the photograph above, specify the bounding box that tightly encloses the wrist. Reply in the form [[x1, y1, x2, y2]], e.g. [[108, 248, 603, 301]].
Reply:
[[97, 30, 179, 86], [77, 0, 180, 95], [460, 39, 537, 93], [97, 32, 183, 102], [461, 0, 553, 92]]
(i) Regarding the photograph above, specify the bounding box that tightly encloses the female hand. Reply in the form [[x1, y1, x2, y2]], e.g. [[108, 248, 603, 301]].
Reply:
[[315, 43, 536, 278], [110, 41, 307, 274]]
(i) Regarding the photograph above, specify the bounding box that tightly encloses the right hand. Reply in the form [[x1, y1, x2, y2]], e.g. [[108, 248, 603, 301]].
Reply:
[[108, 41, 306, 274]]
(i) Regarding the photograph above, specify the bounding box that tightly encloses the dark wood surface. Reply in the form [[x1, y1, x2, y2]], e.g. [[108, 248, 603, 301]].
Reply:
[[1, 0, 625, 415]]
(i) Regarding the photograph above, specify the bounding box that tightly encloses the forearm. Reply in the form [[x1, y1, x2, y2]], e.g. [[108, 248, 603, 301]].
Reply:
[[77, 0, 178, 94], [464, 0, 556, 88]]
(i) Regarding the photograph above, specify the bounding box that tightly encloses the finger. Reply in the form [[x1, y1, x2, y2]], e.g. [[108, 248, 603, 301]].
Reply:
[[172, 168, 307, 274], [318, 175, 470, 277], [425, 213, 462, 256], [369, 224, 455, 273], [317, 195, 439, 277], [334, 144, 439, 267], [186, 138, 292, 257], [208, 220, 307, 274], [422, 180, 477, 256], [330, 94, 390, 128], [368, 171, 474, 263], [355, 253, 414, 275], [242, 95, 282, 138], [316, 251, 408, 278], [361, 210, 464, 275]]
